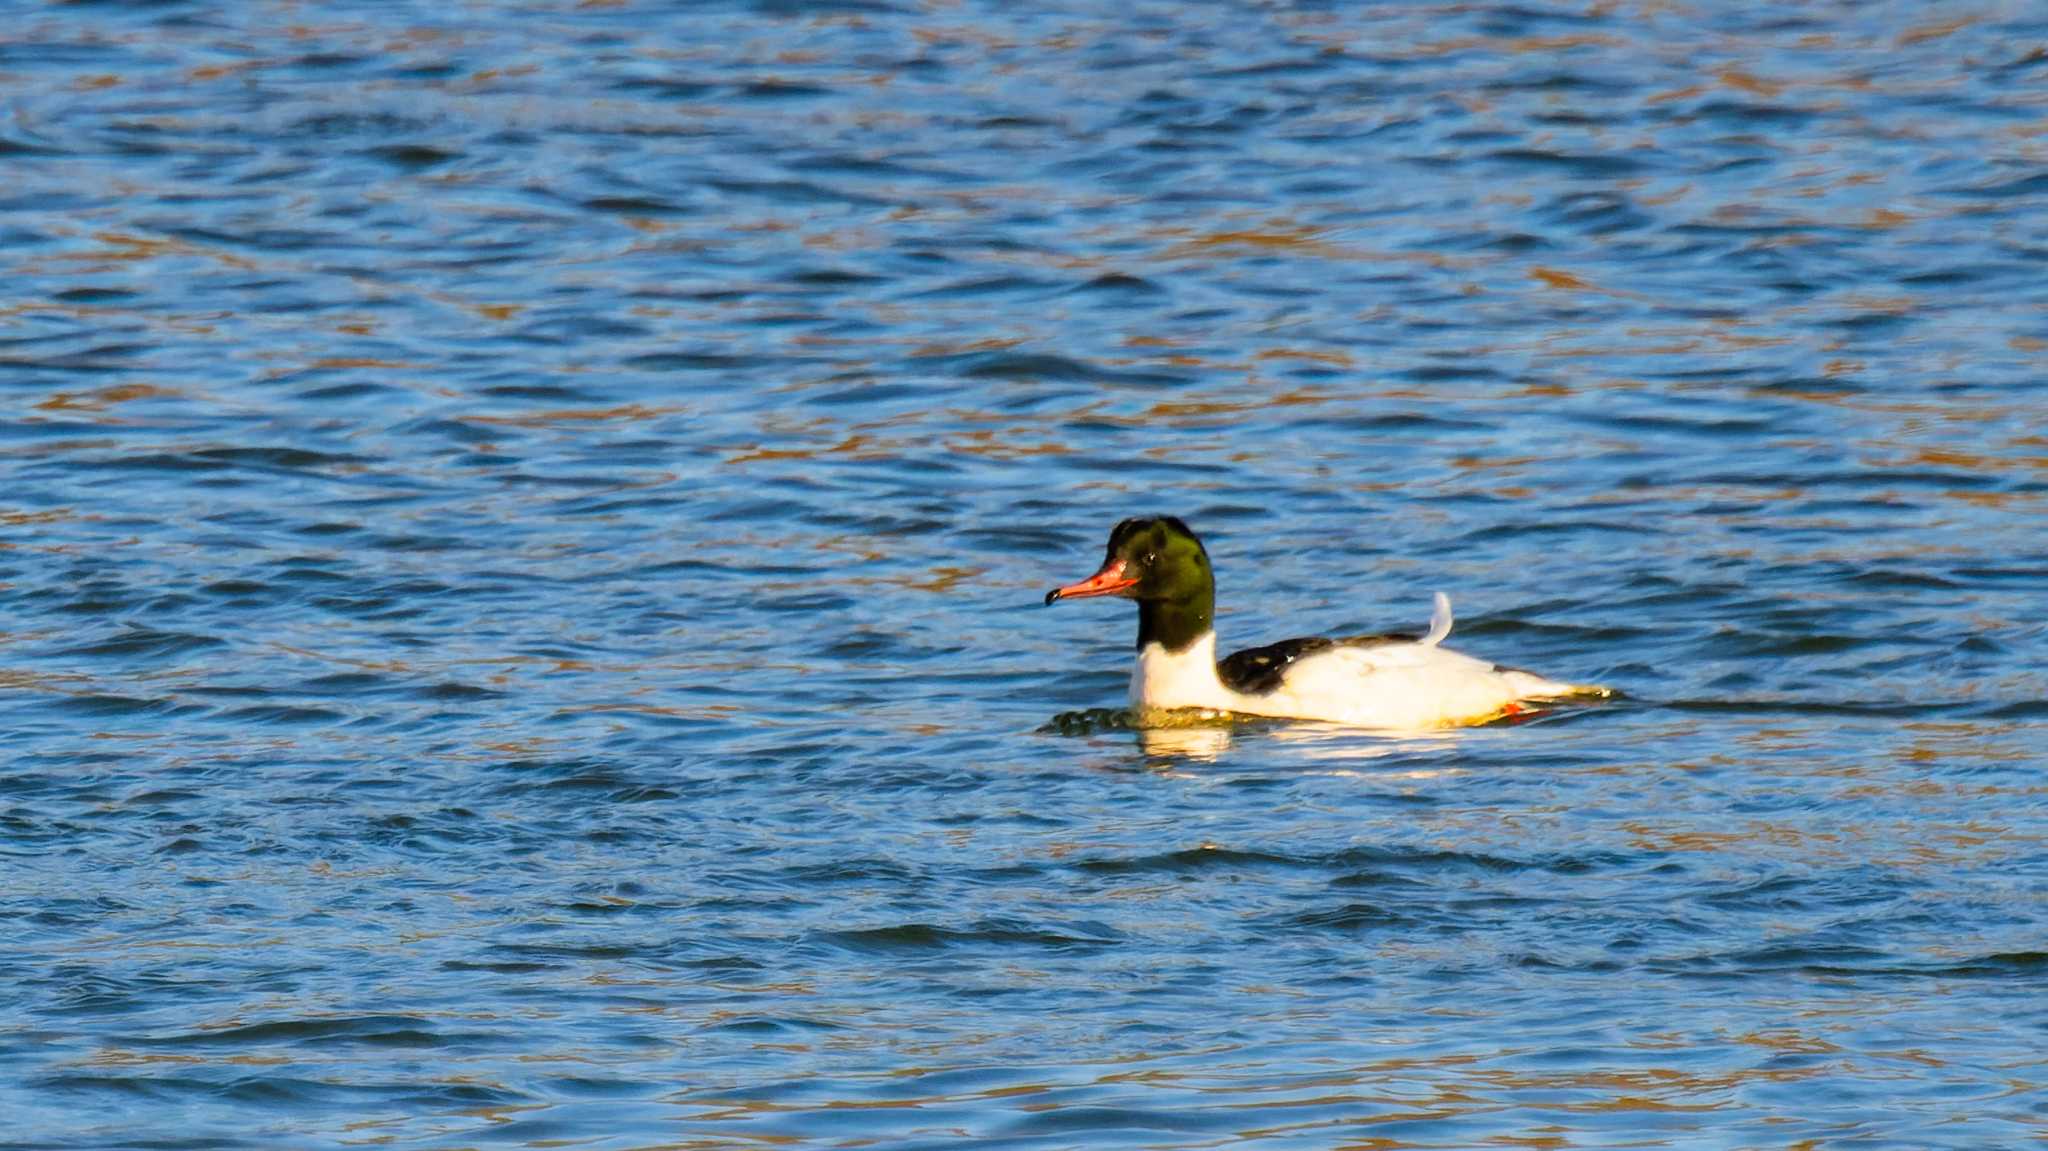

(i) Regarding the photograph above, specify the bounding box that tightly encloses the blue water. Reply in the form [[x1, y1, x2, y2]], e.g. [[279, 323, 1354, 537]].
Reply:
[[4, 3, 2047, 1147]]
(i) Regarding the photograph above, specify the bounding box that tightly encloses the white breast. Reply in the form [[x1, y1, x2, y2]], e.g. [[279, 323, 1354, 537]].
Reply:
[[1130, 633, 1236, 713]]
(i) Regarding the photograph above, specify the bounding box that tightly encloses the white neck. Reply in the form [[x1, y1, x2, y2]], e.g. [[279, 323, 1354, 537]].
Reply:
[[1130, 631, 1235, 712]]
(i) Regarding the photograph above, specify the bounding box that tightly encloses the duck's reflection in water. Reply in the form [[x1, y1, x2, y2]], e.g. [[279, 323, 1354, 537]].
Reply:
[[1131, 712, 1467, 769], [1136, 723, 1237, 762], [1263, 720, 1465, 762], [1049, 707, 1475, 771]]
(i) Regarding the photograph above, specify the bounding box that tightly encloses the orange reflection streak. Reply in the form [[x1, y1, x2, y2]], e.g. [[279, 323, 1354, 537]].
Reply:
[[473, 403, 680, 428]]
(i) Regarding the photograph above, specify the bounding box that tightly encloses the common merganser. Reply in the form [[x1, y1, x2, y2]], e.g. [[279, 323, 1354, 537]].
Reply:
[[1045, 516, 1600, 729]]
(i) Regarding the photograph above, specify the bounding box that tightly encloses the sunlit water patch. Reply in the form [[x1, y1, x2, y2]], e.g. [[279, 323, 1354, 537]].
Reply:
[[3, 1, 2047, 1148]]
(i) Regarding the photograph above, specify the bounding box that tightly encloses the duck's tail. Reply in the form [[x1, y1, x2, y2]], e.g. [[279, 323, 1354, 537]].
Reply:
[[1426, 591, 1613, 701], [1421, 591, 1453, 647], [1502, 669, 1616, 701]]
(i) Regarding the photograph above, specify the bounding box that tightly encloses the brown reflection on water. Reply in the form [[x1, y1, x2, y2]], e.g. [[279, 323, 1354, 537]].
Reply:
[[473, 403, 679, 428], [1148, 221, 1473, 270], [688, 1053, 1838, 1141], [32, 384, 179, 413]]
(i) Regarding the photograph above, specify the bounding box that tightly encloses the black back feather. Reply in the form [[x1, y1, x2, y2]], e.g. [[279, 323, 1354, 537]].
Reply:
[[1216, 632, 1418, 695]]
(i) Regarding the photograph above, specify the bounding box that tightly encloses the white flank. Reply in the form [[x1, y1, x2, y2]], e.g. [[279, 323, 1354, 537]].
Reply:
[[1128, 595, 1582, 730]]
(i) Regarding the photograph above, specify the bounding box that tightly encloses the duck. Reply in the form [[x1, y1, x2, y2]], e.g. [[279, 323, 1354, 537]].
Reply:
[[1045, 516, 1599, 729]]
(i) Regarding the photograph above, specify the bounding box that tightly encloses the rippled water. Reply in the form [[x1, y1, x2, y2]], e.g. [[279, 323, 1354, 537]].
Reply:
[[5, 3, 2047, 1147]]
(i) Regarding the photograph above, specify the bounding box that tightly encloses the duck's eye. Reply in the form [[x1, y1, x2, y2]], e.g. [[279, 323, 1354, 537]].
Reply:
[[1144, 552, 1158, 566]]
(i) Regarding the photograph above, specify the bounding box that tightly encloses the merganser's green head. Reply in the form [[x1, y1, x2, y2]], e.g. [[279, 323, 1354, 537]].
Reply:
[[1045, 516, 1216, 651]]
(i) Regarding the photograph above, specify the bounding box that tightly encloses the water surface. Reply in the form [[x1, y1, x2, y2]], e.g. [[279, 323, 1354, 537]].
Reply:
[[4, 2, 2047, 1147]]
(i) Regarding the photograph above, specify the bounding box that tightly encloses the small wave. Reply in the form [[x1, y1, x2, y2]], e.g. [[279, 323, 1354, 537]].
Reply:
[[1926, 951, 2048, 977], [1075, 846, 1300, 875], [134, 1014, 478, 1050], [50, 693, 175, 717], [1267, 901, 1418, 932], [212, 704, 343, 725], [1072, 272, 1165, 296], [365, 144, 460, 169], [55, 627, 223, 660], [696, 1015, 846, 1035], [816, 919, 1120, 954]]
